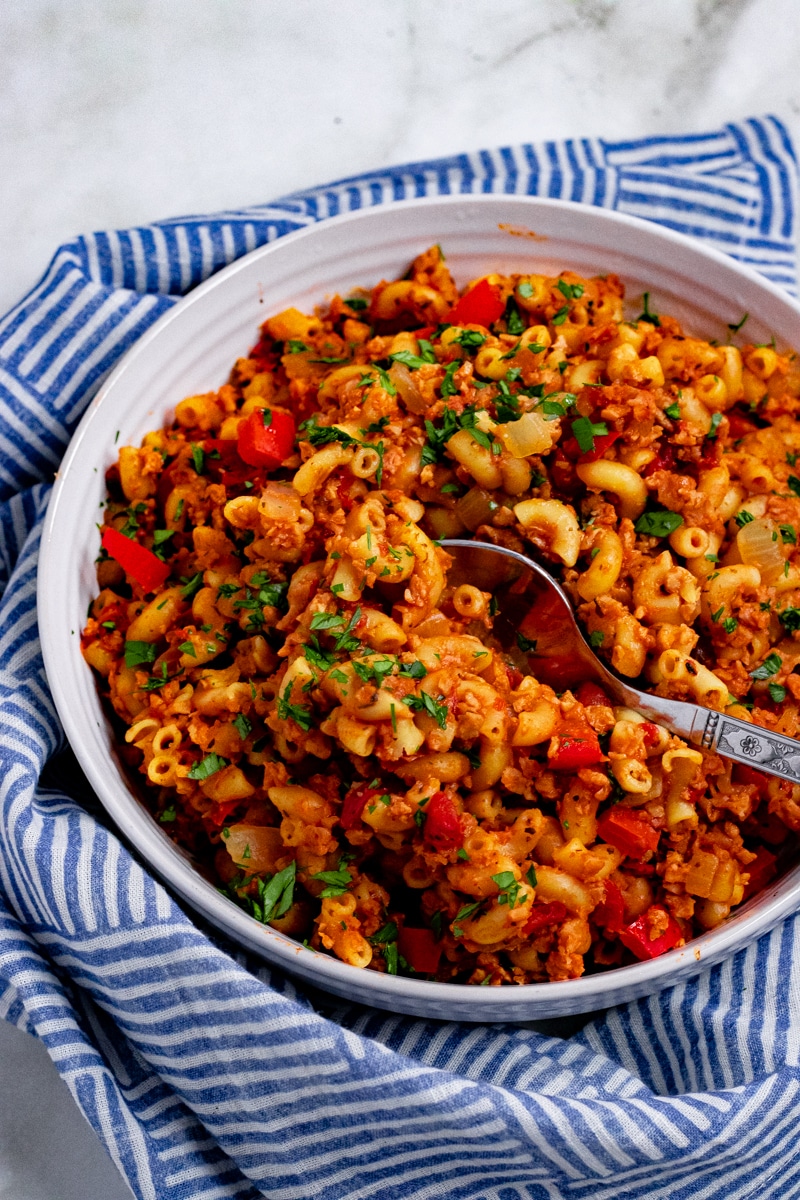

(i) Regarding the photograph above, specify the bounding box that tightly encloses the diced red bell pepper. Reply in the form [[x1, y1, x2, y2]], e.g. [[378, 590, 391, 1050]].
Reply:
[[574, 681, 612, 709], [548, 722, 605, 771], [446, 279, 506, 328], [397, 926, 442, 974], [413, 325, 437, 340], [207, 798, 242, 827], [101, 527, 171, 594], [523, 901, 568, 934], [340, 785, 378, 831], [641, 722, 660, 747], [597, 806, 660, 859], [593, 880, 625, 933], [742, 846, 778, 899], [423, 790, 463, 852], [237, 408, 296, 469], [578, 431, 621, 463], [618, 906, 683, 960]]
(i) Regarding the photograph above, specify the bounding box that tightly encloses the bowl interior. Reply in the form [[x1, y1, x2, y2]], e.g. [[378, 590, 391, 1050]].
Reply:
[[39, 194, 800, 1021]]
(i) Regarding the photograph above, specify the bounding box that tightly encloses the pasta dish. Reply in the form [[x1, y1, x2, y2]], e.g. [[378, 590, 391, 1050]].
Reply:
[[81, 246, 800, 984]]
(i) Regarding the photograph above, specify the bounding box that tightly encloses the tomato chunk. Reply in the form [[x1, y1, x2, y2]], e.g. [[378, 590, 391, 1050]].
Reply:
[[446, 279, 505, 328], [593, 879, 625, 933], [597, 807, 660, 859], [397, 927, 442, 974], [237, 408, 296, 469], [523, 901, 568, 934], [578, 431, 620, 463], [101, 527, 170, 594], [340, 785, 377, 831], [618, 906, 683, 960], [574, 681, 611, 709], [423, 791, 463, 852], [548, 722, 604, 771]]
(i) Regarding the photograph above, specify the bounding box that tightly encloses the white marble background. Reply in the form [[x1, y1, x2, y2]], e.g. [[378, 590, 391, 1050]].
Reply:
[[1, 1, 800, 1197]]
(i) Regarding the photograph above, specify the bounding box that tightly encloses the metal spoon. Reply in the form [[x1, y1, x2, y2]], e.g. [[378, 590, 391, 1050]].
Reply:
[[442, 538, 800, 785]]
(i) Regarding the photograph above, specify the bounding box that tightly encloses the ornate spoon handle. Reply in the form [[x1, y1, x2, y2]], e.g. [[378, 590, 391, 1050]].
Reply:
[[695, 710, 800, 785], [621, 687, 800, 787]]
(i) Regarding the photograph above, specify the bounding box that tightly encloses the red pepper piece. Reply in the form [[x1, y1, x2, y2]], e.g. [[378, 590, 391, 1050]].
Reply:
[[574, 681, 611, 709], [423, 791, 463, 852], [340, 785, 377, 831], [578, 431, 621, 463], [413, 325, 437, 340], [237, 408, 296, 469], [530, 654, 591, 691], [548, 722, 605, 771], [597, 807, 660, 859], [397, 927, 442, 974], [206, 799, 242, 827], [641, 722, 660, 747], [101, 527, 171, 594], [446, 279, 505, 328], [618, 906, 683, 960], [593, 880, 625, 933], [742, 846, 778, 899], [523, 901, 568, 934]]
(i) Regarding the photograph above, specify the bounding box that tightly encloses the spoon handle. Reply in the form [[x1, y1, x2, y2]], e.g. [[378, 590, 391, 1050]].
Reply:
[[622, 687, 800, 786], [694, 710, 800, 785]]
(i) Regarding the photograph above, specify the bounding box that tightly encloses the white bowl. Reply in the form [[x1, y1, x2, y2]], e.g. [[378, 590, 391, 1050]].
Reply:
[[39, 194, 800, 1022]]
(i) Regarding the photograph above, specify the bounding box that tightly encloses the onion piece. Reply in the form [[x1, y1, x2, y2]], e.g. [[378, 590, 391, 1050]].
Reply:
[[455, 486, 498, 531], [389, 361, 427, 413], [496, 410, 555, 457], [736, 516, 785, 582]]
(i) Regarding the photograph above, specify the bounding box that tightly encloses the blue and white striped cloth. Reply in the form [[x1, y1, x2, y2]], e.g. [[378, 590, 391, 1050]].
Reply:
[[1, 116, 798, 1200]]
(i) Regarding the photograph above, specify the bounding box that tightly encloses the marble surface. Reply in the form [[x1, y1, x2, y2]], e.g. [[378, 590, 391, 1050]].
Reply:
[[1, 1, 800, 1198]]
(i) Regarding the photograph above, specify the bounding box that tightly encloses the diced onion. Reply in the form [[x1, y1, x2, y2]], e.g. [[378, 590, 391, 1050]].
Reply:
[[258, 481, 302, 522], [736, 516, 785, 582], [496, 411, 554, 458], [389, 361, 427, 413], [455, 486, 498, 531]]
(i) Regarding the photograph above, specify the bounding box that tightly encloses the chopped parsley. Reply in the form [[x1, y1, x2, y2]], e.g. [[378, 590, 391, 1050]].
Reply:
[[557, 279, 584, 301], [570, 416, 609, 453], [276, 682, 313, 731], [788, 476, 800, 498], [636, 292, 660, 326], [517, 633, 537, 653], [769, 682, 787, 703], [780, 524, 797, 545], [779, 607, 800, 632], [589, 631, 605, 648], [634, 508, 684, 538], [453, 901, 482, 938], [551, 304, 570, 326], [735, 510, 755, 527], [233, 714, 252, 741], [190, 444, 205, 475], [750, 652, 782, 681], [664, 401, 681, 420], [505, 296, 525, 335], [722, 617, 738, 634], [124, 640, 157, 669], [180, 572, 203, 599], [159, 806, 176, 823], [452, 329, 487, 350], [402, 691, 449, 729], [187, 753, 228, 781], [310, 862, 352, 898], [492, 870, 523, 908], [707, 411, 723, 440]]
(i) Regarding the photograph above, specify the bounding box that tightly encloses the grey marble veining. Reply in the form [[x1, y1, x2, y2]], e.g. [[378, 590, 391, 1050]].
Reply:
[[1, 0, 799, 313]]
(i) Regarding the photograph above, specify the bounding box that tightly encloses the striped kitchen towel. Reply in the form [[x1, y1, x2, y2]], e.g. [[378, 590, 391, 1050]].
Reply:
[[1, 115, 798, 1200]]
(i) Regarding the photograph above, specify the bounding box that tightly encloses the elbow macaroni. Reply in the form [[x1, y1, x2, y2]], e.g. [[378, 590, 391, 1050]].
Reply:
[[82, 245, 800, 986]]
